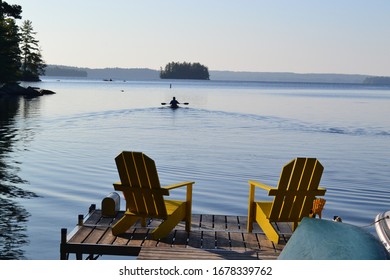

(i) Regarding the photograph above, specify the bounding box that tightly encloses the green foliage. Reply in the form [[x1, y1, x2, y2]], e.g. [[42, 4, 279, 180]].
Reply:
[[0, 1, 22, 83], [160, 61, 210, 80], [0, 1, 45, 84], [0, 0, 22, 20], [20, 20, 46, 81]]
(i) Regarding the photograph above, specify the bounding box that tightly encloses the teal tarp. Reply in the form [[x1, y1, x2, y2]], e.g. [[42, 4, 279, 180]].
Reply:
[[278, 217, 390, 260]]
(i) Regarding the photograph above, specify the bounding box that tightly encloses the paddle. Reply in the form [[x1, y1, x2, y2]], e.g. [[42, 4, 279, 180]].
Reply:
[[161, 102, 189, 105]]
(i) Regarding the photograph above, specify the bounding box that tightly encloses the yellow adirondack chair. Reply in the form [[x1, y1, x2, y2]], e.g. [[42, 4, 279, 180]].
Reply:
[[111, 151, 194, 240], [247, 157, 326, 243]]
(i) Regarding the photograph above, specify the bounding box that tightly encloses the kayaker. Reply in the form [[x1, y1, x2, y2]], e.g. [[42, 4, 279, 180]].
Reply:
[[170, 97, 180, 108]]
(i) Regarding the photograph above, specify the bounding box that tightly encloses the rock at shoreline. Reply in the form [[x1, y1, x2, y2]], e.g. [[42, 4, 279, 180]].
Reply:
[[0, 83, 56, 97]]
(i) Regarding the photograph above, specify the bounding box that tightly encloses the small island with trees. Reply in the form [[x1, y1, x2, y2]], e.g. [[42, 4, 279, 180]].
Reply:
[[160, 61, 209, 80], [0, 1, 52, 97]]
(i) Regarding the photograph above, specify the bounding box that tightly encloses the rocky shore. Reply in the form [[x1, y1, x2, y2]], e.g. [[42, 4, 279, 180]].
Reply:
[[0, 83, 55, 98]]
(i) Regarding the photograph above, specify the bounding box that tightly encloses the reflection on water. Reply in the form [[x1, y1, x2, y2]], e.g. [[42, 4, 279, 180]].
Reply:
[[0, 198, 30, 259], [0, 96, 37, 259]]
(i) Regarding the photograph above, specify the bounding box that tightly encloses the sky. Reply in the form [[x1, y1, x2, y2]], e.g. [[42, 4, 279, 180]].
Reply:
[[10, 0, 390, 76]]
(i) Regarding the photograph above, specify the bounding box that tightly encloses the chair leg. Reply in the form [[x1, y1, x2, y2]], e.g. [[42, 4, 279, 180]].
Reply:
[[185, 213, 191, 233], [247, 184, 256, 232], [112, 214, 139, 235], [151, 204, 186, 240], [257, 219, 280, 244], [255, 202, 280, 244]]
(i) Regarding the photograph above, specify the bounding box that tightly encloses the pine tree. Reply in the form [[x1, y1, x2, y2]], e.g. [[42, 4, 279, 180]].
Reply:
[[20, 20, 45, 81], [0, 1, 22, 84]]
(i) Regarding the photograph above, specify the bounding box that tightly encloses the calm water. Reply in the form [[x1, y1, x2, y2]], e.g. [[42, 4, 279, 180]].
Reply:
[[1, 78, 390, 259]]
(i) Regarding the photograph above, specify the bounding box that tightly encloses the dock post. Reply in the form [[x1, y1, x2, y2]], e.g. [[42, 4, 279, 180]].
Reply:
[[78, 214, 84, 226], [76, 252, 83, 260], [89, 204, 96, 213], [60, 228, 68, 260]]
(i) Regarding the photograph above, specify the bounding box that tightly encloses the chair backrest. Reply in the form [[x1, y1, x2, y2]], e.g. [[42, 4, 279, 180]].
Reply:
[[268, 158, 325, 222], [115, 151, 168, 218]]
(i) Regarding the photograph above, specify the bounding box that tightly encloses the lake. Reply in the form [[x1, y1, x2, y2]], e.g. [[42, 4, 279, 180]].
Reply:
[[1, 78, 390, 259]]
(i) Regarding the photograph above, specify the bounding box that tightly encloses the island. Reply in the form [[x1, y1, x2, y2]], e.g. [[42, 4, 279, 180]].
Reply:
[[160, 62, 210, 80]]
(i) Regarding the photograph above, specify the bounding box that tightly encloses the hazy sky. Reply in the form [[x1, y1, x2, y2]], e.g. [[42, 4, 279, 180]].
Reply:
[[12, 0, 390, 76]]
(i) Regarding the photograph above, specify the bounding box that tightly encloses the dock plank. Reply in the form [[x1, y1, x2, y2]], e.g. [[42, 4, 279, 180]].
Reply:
[[187, 230, 202, 248], [243, 232, 260, 250], [127, 228, 149, 247], [191, 214, 201, 228], [68, 226, 94, 243], [156, 230, 175, 247], [230, 232, 245, 249], [83, 226, 108, 244], [172, 230, 188, 247], [215, 231, 230, 249], [98, 229, 116, 245], [200, 214, 214, 230], [214, 215, 227, 231], [137, 247, 260, 260], [202, 231, 216, 249], [226, 215, 240, 231]]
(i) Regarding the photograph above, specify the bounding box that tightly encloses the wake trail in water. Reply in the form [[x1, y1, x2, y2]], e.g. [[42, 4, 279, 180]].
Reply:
[[37, 106, 390, 139]]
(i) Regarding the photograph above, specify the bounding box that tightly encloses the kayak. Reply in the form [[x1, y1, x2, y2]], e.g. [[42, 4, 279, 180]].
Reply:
[[161, 102, 189, 109], [375, 210, 390, 252]]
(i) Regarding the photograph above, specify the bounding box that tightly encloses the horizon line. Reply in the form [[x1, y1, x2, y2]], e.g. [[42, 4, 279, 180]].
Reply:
[[45, 64, 385, 78]]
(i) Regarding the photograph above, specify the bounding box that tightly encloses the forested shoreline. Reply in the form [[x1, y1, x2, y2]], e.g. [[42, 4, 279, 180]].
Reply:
[[0, 1, 46, 84]]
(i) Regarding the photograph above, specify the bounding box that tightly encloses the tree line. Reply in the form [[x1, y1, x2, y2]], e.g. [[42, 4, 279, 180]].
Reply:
[[160, 62, 209, 80], [363, 76, 390, 85], [0, 1, 45, 84]]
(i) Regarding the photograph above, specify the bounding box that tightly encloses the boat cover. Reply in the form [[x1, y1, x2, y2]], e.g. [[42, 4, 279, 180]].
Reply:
[[278, 217, 390, 260]]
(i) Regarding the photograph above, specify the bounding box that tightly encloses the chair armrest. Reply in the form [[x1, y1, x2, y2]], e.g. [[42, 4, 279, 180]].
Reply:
[[113, 182, 125, 191], [247, 179, 276, 232], [163, 181, 195, 190], [315, 187, 327, 197], [163, 181, 194, 205], [248, 180, 278, 206], [248, 180, 274, 191]]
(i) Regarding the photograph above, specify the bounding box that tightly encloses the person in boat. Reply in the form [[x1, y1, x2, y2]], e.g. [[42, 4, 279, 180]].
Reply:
[[169, 97, 180, 108]]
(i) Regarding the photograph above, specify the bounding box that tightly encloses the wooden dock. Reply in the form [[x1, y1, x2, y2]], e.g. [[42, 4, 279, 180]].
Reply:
[[60, 205, 292, 260]]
